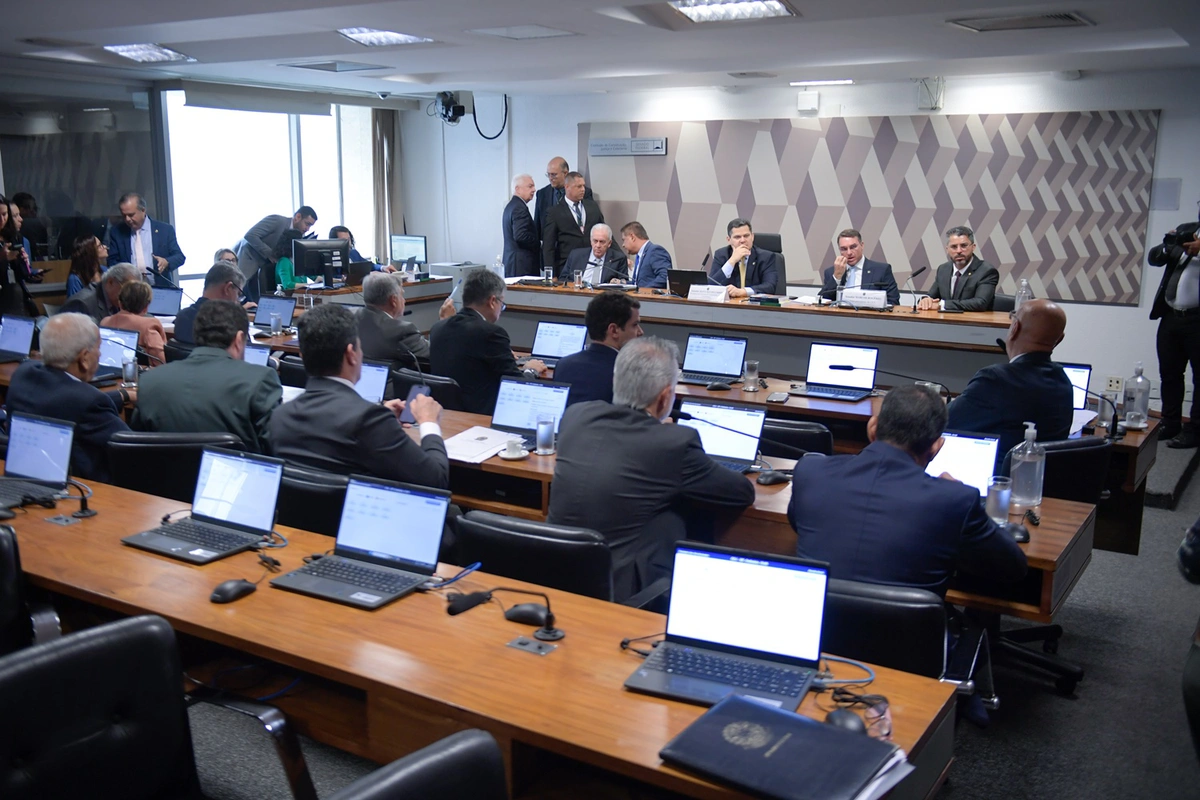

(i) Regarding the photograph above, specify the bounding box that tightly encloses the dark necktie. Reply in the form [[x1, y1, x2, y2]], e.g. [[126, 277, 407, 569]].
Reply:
[[572, 203, 583, 231], [554, 188, 563, 206], [951, 270, 962, 298], [1166, 262, 1185, 304]]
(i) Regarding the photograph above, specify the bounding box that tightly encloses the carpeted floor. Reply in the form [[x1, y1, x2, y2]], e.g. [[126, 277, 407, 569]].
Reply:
[[1146, 439, 1200, 509]]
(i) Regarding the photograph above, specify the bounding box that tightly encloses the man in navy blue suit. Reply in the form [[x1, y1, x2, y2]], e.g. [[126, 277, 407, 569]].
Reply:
[[708, 218, 779, 297], [104, 193, 185, 288], [619, 222, 671, 289], [554, 291, 643, 405], [789, 384, 1027, 598], [820, 228, 900, 305], [6, 313, 132, 483]]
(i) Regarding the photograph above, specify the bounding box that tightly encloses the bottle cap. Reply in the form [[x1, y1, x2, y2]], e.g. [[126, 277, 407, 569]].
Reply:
[[1024, 421, 1037, 440]]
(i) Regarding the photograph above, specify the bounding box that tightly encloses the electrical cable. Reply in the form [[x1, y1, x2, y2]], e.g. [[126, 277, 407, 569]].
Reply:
[[812, 654, 876, 689], [620, 631, 666, 657], [473, 94, 508, 140]]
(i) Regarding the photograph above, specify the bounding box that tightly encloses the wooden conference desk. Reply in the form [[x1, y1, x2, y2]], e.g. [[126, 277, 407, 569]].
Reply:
[[14, 479, 957, 799]]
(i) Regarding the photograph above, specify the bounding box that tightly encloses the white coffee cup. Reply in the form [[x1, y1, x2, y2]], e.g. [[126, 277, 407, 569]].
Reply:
[[505, 439, 524, 457]]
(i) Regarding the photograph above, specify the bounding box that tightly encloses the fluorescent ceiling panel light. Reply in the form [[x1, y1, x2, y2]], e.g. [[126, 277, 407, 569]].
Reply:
[[337, 27, 432, 47], [670, 0, 794, 23], [103, 43, 195, 63], [467, 25, 576, 40], [789, 79, 854, 86], [82, 107, 111, 112], [285, 61, 389, 73]]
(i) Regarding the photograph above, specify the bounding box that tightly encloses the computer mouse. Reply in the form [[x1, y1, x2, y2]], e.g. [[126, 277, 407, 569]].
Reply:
[[210, 579, 257, 604], [756, 470, 791, 486], [1006, 522, 1031, 543], [706, 381, 732, 391], [504, 602, 550, 626], [825, 709, 867, 734]]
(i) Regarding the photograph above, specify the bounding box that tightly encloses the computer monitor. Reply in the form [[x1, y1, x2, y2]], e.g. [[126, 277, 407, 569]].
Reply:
[[293, 238, 351, 285], [390, 234, 427, 265]]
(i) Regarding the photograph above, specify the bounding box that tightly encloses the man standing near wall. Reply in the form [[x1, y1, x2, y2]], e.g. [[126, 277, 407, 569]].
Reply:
[[534, 157, 593, 267], [502, 174, 539, 277]]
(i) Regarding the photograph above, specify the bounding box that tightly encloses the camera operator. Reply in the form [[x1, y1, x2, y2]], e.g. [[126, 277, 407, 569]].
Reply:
[[1149, 218, 1200, 448]]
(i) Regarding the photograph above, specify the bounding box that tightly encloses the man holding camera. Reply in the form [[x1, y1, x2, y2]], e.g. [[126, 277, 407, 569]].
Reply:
[[1149, 220, 1200, 448]]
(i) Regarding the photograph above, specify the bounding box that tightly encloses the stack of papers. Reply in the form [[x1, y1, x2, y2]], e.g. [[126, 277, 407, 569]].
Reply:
[[444, 426, 523, 463]]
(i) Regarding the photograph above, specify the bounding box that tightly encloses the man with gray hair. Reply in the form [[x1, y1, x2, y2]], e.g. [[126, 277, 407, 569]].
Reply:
[[559, 222, 629, 285], [6, 313, 131, 482], [60, 262, 143, 324], [548, 336, 755, 601], [502, 173, 539, 277], [917, 225, 1000, 311], [174, 261, 248, 344], [104, 191, 185, 287], [359, 271, 454, 372]]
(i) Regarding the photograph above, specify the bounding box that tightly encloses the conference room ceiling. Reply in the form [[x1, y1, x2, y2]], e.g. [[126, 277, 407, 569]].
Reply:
[[2, 0, 1198, 101]]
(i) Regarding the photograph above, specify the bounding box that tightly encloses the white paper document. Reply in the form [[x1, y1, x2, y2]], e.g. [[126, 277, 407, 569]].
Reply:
[[444, 426, 523, 463], [1070, 409, 1098, 435]]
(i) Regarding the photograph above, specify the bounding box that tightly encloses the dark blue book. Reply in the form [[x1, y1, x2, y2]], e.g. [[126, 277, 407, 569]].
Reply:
[[659, 694, 905, 800]]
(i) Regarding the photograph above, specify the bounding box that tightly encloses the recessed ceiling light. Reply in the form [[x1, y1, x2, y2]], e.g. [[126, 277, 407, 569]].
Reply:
[[103, 43, 195, 63], [337, 27, 433, 47], [669, 0, 794, 24], [789, 79, 855, 87], [82, 107, 111, 112], [467, 25, 576, 40]]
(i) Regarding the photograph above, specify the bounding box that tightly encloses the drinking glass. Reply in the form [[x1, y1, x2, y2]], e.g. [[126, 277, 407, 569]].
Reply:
[[270, 312, 282, 335], [743, 360, 760, 392], [535, 414, 556, 455], [541, 267, 554, 284], [121, 358, 138, 389], [573, 270, 584, 290], [986, 477, 1012, 527]]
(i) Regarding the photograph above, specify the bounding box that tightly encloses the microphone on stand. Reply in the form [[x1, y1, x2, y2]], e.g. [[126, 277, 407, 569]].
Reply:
[[828, 364, 948, 397], [1075, 385, 1123, 442], [902, 266, 928, 315], [446, 586, 565, 641]]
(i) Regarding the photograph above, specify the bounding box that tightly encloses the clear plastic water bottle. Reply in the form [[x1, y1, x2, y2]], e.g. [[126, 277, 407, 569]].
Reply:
[[1123, 361, 1151, 429], [493, 254, 504, 276], [1014, 278, 1032, 313], [1010, 421, 1045, 511]]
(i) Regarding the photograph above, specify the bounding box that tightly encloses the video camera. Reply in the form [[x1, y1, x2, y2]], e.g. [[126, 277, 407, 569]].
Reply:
[[1149, 222, 1199, 269]]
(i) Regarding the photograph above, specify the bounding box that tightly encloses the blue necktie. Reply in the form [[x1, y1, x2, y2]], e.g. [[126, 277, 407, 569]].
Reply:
[[633, 253, 641, 284]]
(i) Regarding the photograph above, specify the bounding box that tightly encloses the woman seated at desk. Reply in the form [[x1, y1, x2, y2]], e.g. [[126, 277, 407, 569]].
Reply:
[[68, 235, 107, 298], [100, 280, 166, 366], [273, 229, 305, 291]]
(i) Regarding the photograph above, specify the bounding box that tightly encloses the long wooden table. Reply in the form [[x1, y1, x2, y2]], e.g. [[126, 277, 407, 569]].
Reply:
[[14, 479, 957, 799]]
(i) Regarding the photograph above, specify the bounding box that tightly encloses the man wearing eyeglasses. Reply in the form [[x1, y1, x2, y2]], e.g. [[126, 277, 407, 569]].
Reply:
[[173, 261, 248, 344], [533, 157, 592, 268]]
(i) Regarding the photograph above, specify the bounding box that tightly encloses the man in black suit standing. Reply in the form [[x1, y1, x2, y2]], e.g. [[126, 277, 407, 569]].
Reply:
[[534, 157, 592, 267], [554, 291, 643, 406], [708, 218, 779, 297], [559, 224, 628, 284], [429, 268, 547, 415], [358, 272, 455, 372], [268, 303, 449, 489], [1148, 221, 1200, 448], [917, 226, 999, 312], [502, 174, 539, 277], [542, 172, 604, 275], [819, 228, 900, 305]]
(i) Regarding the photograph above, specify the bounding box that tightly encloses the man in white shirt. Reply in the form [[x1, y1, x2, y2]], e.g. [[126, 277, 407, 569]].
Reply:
[[104, 193, 186, 288], [918, 226, 999, 312], [820, 228, 900, 305], [559, 224, 629, 285]]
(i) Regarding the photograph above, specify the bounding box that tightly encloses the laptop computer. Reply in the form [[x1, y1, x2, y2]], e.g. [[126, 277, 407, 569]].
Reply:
[[244, 343, 272, 367], [147, 287, 183, 317], [0, 412, 73, 508], [678, 334, 748, 385], [1059, 362, 1092, 410], [0, 315, 36, 363], [270, 476, 451, 609], [924, 430, 1001, 496], [121, 448, 284, 564], [677, 398, 767, 473], [520, 321, 588, 369], [355, 359, 392, 403], [790, 342, 878, 402], [95, 327, 141, 379], [668, 269, 709, 298], [490, 376, 572, 448], [252, 296, 297, 329], [625, 542, 829, 711]]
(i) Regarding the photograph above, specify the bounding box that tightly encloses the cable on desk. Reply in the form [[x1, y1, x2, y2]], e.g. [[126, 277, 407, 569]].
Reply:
[[258, 530, 288, 549], [161, 508, 191, 525], [812, 654, 876, 689], [421, 561, 481, 591], [620, 632, 666, 658]]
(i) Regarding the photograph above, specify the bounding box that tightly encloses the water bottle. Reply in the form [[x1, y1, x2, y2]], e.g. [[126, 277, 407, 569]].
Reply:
[[493, 254, 503, 273], [1014, 278, 1032, 313], [1123, 361, 1151, 429], [274, 283, 285, 297], [1010, 421, 1045, 511]]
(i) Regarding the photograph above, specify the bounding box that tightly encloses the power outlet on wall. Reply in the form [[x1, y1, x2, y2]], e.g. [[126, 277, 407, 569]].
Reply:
[[1106, 376, 1123, 393]]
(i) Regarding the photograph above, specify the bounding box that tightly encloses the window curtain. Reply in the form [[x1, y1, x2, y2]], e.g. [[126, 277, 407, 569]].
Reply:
[[372, 109, 404, 261]]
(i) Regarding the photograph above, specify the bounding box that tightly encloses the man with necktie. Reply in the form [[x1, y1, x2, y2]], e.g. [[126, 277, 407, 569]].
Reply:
[[917, 226, 999, 312], [707, 218, 779, 297], [541, 172, 605, 273], [619, 221, 671, 289], [534, 156, 592, 268], [104, 192, 185, 288], [819, 228, 900, 305]]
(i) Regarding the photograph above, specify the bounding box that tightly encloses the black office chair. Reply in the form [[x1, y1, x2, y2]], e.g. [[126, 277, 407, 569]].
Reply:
[[760, 419, 834, 458], [751, 233, 788, 295], [164, 339, 196, 363], [993, 294, 1015, 313], [0, 525, 60, 657], [276, 464, 350, 537], [328, 729, 507, 800], [393, 367, 465, 412], [0, 614, 318, 800], [107, 432, 246, 503], [453, 510, 669, 610], [278, 354, 308, 388]]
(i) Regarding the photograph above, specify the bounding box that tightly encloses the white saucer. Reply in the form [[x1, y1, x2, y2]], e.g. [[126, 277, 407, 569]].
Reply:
[[498, 449, 530, 461]]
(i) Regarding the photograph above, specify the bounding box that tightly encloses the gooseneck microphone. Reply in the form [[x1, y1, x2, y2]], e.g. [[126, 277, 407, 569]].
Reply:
[[446, 586, 565, 641], [672, 410, 809, 460], [902, 266, 928, 315], [828, 364, 949, 397]]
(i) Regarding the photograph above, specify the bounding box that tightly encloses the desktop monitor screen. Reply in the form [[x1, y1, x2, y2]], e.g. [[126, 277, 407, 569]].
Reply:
[[390, 234, 427, 265], [293, 238, 351, 282]]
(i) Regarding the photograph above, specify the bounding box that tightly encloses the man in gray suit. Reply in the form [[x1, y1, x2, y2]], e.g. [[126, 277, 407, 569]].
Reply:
[[358, 272, 454, 372], [548, 337, 755, 601], [269, 303, 449, 489], [132, 300, 282, 453], [59, 262, 143, 323], [918, 225, 1000, 312], [234, 206, 317, 302]]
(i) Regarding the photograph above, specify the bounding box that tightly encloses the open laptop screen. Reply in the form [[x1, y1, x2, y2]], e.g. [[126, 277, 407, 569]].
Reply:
[[6, 412, 73, 485], [682, 335, 747, 378], [253, 296, 297, 327], [677, 400, 766, 462], [492, 378, 572, 433], [335, 478, 449, 571], [1059, 363, 1092, 410], [147, 287, 183, 316], [924, 431, 1000, 496], [0, 315, 35, 355], [807, 342, 878, 389], [244, 343, 271, 367], [98, 327, 141, 369], [355, 361, 390, 403], [531, 322, 588, 360], [191, 449, 282, 534], [667, 545, 827, 663]]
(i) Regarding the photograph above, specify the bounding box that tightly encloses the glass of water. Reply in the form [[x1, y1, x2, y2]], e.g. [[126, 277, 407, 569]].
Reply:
[[743, 360, 760, 392], [986, 476, 1012, 527], [270, 312, 282, 335], [535, 414, 556, 455], [573, 270, 584, 290], [121, 358, 138, 389]]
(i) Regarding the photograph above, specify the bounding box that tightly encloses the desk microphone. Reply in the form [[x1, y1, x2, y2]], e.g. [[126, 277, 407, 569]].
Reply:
[[672, 410, 809, 460], [1076, 385, 1123, 441], [828, 364, 949, 397], [446, 586, 565, 641], [902, 266, 928, 315]]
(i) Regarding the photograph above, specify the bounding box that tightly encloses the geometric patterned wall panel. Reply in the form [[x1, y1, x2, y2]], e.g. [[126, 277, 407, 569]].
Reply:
[[580, 110, 1158, 305]]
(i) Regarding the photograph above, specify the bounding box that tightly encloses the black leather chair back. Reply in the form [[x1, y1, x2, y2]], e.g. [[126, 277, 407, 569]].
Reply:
[[279, 354, 308, 388], [0, 615, 201, 800], [761, 419, 833, 458], [1001, 437, 1112, 504], [164, 339, 195, 363], [108, 432, 246, 502], [393, 368, 465, 412], [329, 729, 507, 800], [993, 294, 1015, 313], [755, 233, 782, 253], [822, 579, 947, 679], [277, 464, 350, 536], [455, 510, 614, 601], [0, 525, 29, 656]]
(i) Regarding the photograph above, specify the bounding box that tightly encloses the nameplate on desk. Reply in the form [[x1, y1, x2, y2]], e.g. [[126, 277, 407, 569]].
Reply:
[[841, 288, 889, 309], [688, 285, 730, 304]]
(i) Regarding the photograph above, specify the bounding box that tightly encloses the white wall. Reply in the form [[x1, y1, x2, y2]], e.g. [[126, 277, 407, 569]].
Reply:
[[400, 69, 1200, 397]]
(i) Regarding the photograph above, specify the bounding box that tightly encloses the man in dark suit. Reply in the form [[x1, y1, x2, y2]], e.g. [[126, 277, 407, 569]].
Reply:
[[918, 225, 999, 312], [789, 384, 1027, 598], [708, 218, 779, 297], [549, 337, 755, 601], [429, 268, 547, 415], [1148, 221, 1200, 447], [948, 299, 1073, 463], [104, 193, 185, 288], [358, 272, 455, 372], [268, 303, 449, 489], [542, 172, 604, 273], [6, 313, 131, 482], [133, 300, 282, 453], [558, 224, 628, 284], [502, 174, 540, 277], [173, 262, 247, 345], [533, 157, 592, 267], [59, 262, 142, 324], [555, 292, 643, 405], [234, 206, 317, 302], [819, 228, 900, 305], [619, 222, 672, 289]]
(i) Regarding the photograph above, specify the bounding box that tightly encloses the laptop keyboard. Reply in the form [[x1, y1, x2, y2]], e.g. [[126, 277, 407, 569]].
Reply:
[[645, 646, 813, 697], [805, 386, 867, 400], [713, 460, 750, 473], [0, 480, 59, 508], [158, 520, 262, 551], [681, 372, 735, 384], [299, 557, 423, 595]]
